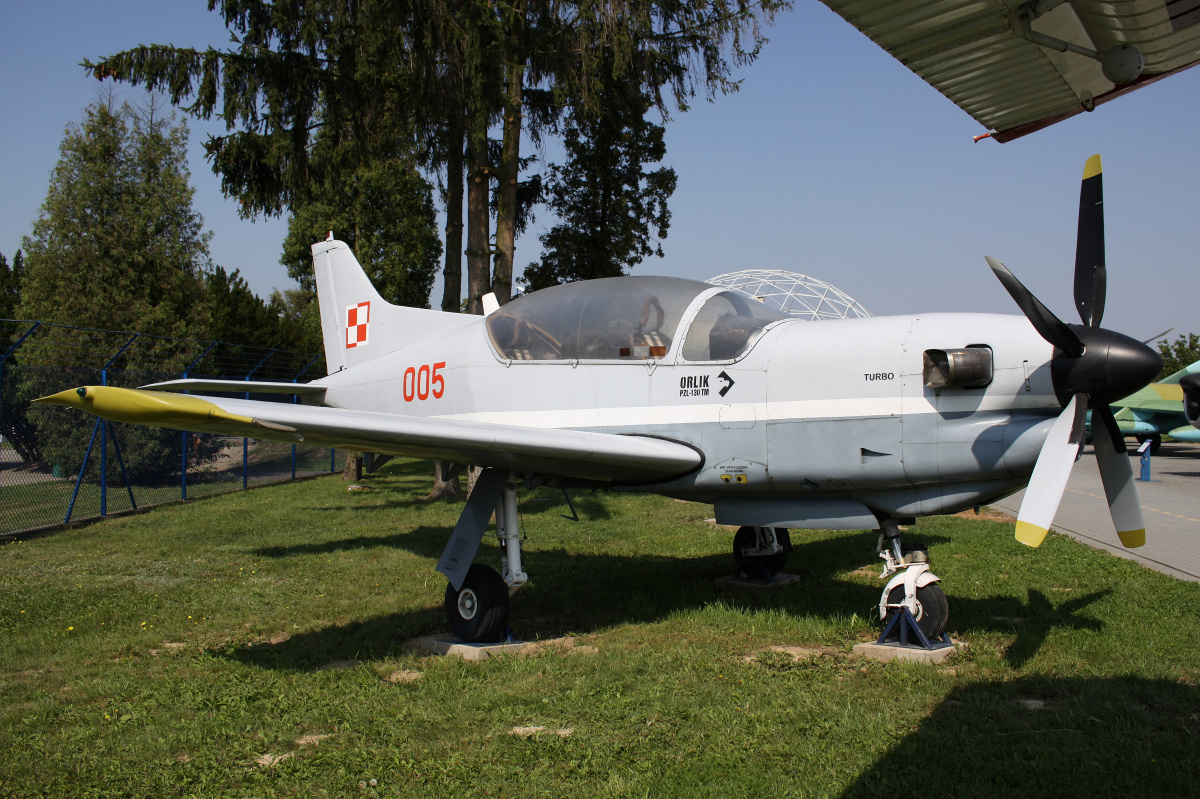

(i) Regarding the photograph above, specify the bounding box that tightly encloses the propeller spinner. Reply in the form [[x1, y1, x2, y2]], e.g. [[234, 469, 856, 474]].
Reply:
[[987, 155, 1161, 549]]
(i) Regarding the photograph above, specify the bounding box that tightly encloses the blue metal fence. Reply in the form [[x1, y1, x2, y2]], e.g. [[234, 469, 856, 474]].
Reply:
[[0, 319, 346, 537]]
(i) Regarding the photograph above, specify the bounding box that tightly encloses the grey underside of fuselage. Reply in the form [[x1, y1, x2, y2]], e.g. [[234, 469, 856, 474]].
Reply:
[[595, 409, 1054, 521]]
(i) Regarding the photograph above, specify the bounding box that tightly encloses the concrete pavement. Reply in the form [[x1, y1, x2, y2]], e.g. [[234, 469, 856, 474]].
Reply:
[[989, 442, 1200, 581]]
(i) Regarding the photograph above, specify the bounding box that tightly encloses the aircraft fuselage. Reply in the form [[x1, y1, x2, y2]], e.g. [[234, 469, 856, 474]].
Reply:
[[318, 308, 1058, 521]]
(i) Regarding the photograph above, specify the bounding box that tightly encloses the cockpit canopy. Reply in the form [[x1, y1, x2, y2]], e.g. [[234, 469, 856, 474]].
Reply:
[[486, 276, 788, 362]]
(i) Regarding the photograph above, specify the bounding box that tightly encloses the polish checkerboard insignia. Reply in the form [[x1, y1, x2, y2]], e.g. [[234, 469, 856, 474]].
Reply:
[[346, 301, 370, 348]]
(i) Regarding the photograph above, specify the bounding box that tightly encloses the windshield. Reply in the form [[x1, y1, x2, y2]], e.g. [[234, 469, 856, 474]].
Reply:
[[486, 277, 713, 361], [682, 291, 789, 361]]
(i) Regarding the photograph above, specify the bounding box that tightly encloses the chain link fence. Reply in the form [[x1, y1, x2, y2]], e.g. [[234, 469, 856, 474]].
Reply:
[[0, 319, 348, 537]]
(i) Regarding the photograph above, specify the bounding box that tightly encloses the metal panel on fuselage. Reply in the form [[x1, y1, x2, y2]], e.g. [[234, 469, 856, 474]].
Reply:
[[899, 315, 1057, 488], [764, 316, 910, 493]]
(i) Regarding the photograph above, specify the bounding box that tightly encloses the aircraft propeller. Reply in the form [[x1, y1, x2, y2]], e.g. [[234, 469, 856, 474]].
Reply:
[[986, 155, 1161, 549]]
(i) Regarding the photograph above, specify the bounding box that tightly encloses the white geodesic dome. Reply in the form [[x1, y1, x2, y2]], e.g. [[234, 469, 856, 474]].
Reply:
[[706, 270, 872, 320]]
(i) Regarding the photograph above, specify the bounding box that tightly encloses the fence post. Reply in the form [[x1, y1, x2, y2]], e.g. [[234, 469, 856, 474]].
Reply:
[[100, 368, 107, 516], [100, 334, 139, 517]]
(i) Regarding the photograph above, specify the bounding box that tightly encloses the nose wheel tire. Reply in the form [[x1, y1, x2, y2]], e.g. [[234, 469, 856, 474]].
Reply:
[[733, 526, 790, 578], [882, 583, 948, 640], [444, 564, 510, 643]]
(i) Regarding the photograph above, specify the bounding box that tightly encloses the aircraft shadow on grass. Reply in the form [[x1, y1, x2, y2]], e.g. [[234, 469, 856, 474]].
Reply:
[[228, 519, 1112, 673], [839, 675, 1200, 798]]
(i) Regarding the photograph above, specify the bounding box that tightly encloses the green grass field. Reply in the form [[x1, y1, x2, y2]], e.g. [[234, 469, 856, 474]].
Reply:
[[2, 459, 1198, 797]]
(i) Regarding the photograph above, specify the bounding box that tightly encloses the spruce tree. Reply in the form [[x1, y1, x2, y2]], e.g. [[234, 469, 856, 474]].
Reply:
[[524, 82, 677, 289], [19, 100, 210, 338]]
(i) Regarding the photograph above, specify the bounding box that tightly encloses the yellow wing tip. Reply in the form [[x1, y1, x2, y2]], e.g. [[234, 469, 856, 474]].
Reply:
[[1117, 529, 1146, 548], [1083, 154, 1103, 180], [1015, 521, 1049, 548]]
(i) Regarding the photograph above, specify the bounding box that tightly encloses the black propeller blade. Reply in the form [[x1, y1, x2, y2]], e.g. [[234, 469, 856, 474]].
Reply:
[[1074, 155, 1106, 328], [986, 257, 1084, 357]]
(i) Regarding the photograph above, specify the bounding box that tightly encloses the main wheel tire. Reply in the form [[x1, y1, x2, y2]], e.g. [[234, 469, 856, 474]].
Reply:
[[444, 564, 510, 643], [733, 526, 789, 578], [883, 582, 948, 640]]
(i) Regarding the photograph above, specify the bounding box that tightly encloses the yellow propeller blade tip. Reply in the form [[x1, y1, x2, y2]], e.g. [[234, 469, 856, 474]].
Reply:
[[1083, 154, 1103, 180], [1117, 529, 1146, 548], [1015, 521, 1049, 548]]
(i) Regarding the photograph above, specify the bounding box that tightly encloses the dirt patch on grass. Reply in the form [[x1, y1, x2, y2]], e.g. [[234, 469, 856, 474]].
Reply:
[[386, 669, 423, 683], [510, 726, 573, 739], [955, 507, 1015, 523], [742, 645, 839, 664], [519, 636, 599, 657]]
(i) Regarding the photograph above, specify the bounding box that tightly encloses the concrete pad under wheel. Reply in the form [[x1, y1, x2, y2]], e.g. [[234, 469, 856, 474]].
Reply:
[[405, 636, 530, 661], [717, 572, 802, 589], [852, 640, 962, 664]]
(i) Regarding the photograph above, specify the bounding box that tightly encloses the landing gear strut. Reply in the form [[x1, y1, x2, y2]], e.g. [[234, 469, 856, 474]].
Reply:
[[732, 526, 792, 579], [875, 518, 948, 639], [438, 470, 528, 643]]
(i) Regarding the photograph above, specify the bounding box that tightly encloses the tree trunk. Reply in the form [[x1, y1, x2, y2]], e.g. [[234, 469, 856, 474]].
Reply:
[[342, 451, 362, 481], [424, 460, 463, 500], [492, 62, 524, 306], [441, 115, 465, 313], [465, 108, 491, 316]]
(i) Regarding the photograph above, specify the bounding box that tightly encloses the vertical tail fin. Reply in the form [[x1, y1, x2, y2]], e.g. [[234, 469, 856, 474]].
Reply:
[[311, 238, 473, 374]]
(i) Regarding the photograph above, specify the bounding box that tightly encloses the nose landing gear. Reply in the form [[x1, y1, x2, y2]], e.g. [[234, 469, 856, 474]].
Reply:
[[875, 518, 948, 640]]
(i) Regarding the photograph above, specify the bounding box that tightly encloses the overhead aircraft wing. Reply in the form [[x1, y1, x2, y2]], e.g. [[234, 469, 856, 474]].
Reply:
[[34, 386, 701, 484], [822, 0, 1200, 141]]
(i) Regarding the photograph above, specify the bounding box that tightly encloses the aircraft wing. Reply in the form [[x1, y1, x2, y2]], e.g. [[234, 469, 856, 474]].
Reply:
[[34, 386, 701, 484], [822, 0, 1200, 141]]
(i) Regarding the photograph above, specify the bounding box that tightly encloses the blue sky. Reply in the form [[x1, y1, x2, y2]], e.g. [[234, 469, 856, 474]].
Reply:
[[2, 1, 1196, 342]]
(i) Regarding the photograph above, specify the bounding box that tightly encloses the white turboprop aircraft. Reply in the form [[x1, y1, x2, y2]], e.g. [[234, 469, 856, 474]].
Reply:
[[37, 155, 1160, 642]]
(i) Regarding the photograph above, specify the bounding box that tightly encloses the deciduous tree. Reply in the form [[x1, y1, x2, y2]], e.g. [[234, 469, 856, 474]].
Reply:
[[1158, 333, 1200, 379]]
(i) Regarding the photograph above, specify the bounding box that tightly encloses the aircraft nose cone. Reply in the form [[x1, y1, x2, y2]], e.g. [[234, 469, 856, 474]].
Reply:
[[1052, 326, 1162, 406]]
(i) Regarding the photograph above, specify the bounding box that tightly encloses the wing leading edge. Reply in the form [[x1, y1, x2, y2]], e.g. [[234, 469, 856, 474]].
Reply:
[[34, 386, 701, 484]]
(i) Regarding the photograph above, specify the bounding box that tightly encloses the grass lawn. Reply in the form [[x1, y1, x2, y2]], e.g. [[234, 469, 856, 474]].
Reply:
[[2, 459, 1198, 797]]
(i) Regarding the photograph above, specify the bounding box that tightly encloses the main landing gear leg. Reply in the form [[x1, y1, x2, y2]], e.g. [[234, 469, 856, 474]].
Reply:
[[732, 526, 792, 581], [436, 469, 527, 643], [875, 517, 948, 640]]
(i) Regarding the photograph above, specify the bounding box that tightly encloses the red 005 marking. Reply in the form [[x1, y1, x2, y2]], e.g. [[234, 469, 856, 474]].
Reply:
[[403, 362, 445, 402]]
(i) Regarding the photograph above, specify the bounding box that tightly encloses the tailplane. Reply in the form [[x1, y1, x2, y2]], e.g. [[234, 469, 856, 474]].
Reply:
[[311, 238, 472, 373]]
